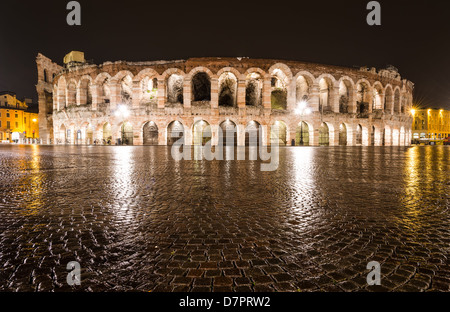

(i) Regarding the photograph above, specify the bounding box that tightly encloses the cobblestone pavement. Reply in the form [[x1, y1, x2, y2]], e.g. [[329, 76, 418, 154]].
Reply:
[[0, 145, 449, 292]]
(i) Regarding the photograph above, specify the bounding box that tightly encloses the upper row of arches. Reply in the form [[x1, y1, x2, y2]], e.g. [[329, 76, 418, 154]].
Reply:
[[54, 63, 413, 113]]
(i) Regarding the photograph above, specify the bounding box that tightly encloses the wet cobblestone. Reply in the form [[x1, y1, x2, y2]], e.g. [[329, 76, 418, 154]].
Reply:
[[0, 145, 449, 292]]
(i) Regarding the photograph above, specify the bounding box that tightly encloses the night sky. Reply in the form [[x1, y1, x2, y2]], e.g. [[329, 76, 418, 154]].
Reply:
[[0, 0, 448, 109]]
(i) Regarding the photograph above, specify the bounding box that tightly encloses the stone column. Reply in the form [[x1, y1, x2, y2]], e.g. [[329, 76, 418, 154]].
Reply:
[[349, 89, 357, 114], [109, 83, 120, 110], [133, 127, 142, 145], [367, 89, 374, 113], [287, 79, 296, 111], [309, 83, 320, 112], [211, 78, 219, 109], [211, 124, 219, 146], [331, 82, 340, 113], [132, 81, 141, 109], [237, 79, 246, 108], [262, 76, 271, 110], [157, 78, 165, 109], [237, 124, 245, 146], [91, 85, 100, 111], [183, 79, 191, 108]]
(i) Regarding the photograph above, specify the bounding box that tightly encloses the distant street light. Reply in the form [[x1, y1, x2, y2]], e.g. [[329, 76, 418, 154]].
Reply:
[[115, 104, 130, 119], [115, 105, 130, 145], [295, 100, 311, 146]]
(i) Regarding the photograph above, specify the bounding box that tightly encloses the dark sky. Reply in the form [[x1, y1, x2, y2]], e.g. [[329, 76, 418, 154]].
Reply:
[[0, 0, 449, 109]]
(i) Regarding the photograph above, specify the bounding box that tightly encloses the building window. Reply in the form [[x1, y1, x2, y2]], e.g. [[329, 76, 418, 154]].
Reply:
[[24, 117, 26, 123], [7, 121, 10, 129], [15, 114, 18, 118], [6, 113, 10, 118], [15, 122, 18, 128]]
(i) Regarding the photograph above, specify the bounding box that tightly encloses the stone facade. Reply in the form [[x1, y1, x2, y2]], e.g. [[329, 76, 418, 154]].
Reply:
[[36, 54, 414, 146]]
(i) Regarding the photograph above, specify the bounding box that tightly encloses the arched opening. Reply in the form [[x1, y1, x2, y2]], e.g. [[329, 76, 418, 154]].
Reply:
[[76, 130, 82, 145], [373, 85, 383, 110], [394, 89, 401, 113], [103, 122, 112, 145], [57, 79, 67, 110], [193, 120, 211, 146], [99, 78, 111, 105], [60, 124, 67, 144], [271, 69, 288, 110], [339, 123, 348, 146], [245, 73, 263, 106], [400, 127, 406, 145], [192, 72, 211, 102], [370, 126, 375, 146], [140, 77, 158, 104], [143, 121, 159, 145], [219, 120, 237, 147], [86, 124, 93, 145], [43, 70, 48, 83], [271, 121, 287, 146], [385, 87, 393, 112], [382, 128, 386, 146], [218, 72, 237, 107], [67, 81, 77, 106], [296, 75, 310, 104], [319, 78, 332, 112], [167, 121, 185, 146], [245, 121, 261, 147], [357, 82, 370, 115], [339, 80, 351, 113], [79, 78, 93, 105], [121, 122, 133, 145], [166, 74, 184, 104], [356, 124, 363, 145], [295, 121, 310, 146], [319, 123, 330, 146], [120, 75, 133, 106], [401, 97, 406, 114]]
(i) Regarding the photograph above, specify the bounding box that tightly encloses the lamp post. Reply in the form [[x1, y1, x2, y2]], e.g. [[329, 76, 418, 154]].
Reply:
[[295, 100, 312, 146], [115, 104, 130, 145]]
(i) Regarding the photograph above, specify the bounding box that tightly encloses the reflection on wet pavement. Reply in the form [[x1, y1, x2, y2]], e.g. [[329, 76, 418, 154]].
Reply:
[[0, 145, 449, 292]]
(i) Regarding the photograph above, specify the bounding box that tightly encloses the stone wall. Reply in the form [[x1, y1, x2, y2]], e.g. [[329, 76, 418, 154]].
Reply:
[[37, 55, 414, 146]]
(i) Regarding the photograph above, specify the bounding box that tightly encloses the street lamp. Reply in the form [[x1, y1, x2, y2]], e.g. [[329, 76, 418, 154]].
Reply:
[[115, 105, 130, 145], [115, 104, 130, 119], [295, 100, 311, 146]]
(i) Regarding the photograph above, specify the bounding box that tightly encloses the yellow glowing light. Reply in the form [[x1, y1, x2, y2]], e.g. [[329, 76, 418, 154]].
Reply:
[[32, 119, 37, 122], [411, 109, 416, 116]]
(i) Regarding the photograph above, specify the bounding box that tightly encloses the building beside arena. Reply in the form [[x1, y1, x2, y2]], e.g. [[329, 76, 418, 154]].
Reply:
[[36, 52, 414, 146], [411, 108, 450, 144], [0, 91, 39, 143]]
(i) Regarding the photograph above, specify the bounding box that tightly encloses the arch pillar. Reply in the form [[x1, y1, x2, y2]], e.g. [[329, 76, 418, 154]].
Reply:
[[262, 77, 271, 109], [183, 79, 191, 108], [237, 124, 245, 146], [133, 127, 142, 145], [287, 79, 296, 111], [91, 85, 100, 111], [109, 84, 120, 110], [132, 81, 141, 109], [211, 78, 219, 109], [374, 128, 382, 146], [362, 126, 369, 146], [331, 82, 340, 113], [367, 89, 374, 113], [185, 126, 193, 146], [237, 79, 246, 108], [309, 84, 320, 112], [157, 78, 165, 109], [349, 89, 357, 114]]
